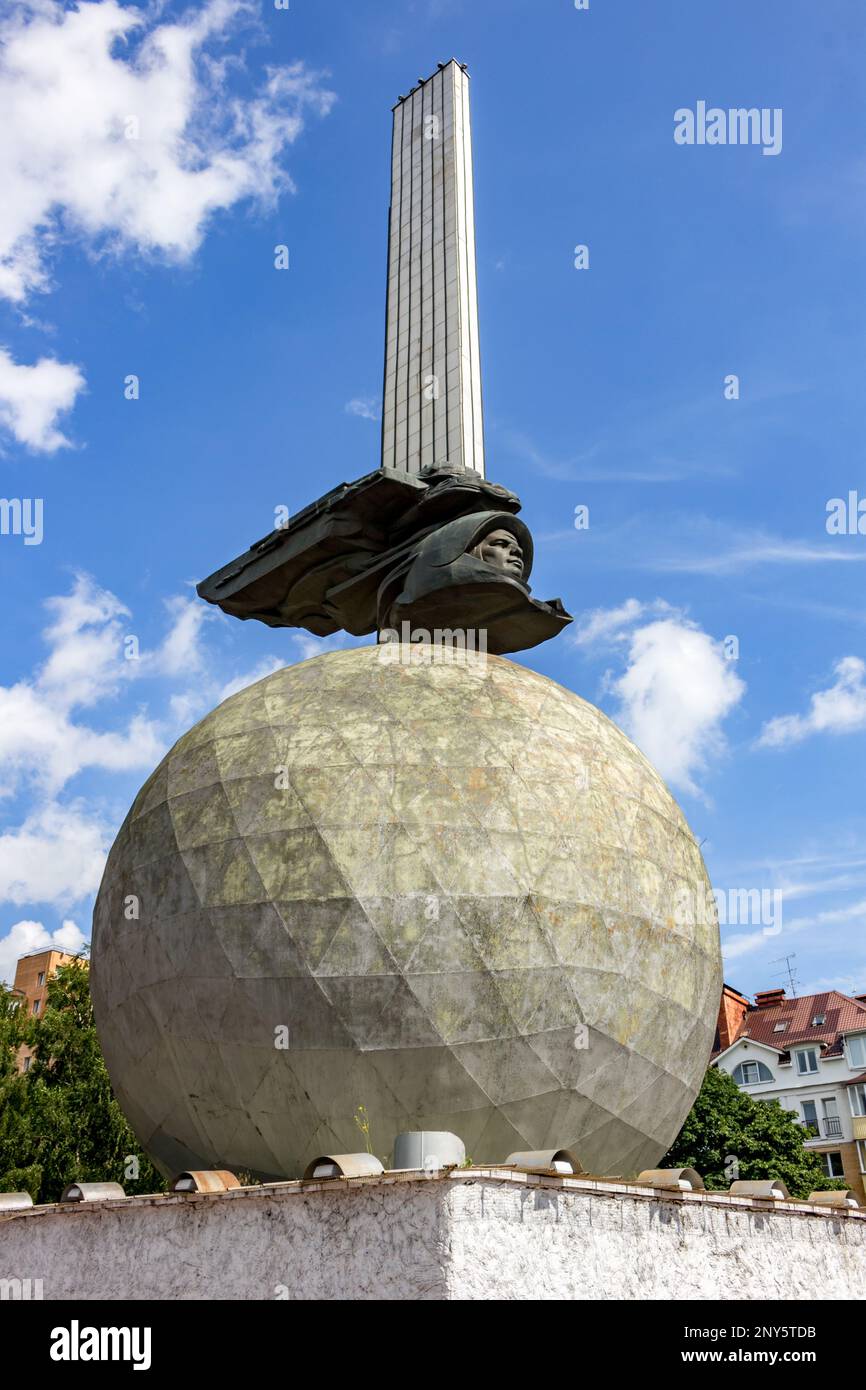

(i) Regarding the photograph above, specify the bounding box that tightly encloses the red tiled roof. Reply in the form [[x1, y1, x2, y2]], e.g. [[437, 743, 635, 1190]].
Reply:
[[843, 1071, 866, 1088], [717, 989, 866, 1057]]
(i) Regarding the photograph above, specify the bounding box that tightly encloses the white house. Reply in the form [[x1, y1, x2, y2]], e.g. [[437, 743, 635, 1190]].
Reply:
[[713, 985, 866, 1200]]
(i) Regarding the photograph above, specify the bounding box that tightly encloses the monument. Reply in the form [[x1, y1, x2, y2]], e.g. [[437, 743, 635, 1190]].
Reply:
[[195, 60, 570, 656], [91, 61, 722, 1182]]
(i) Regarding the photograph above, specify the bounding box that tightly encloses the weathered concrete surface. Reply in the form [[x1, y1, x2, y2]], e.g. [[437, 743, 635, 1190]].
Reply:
[[91, 645, 721, 1181], [2, 1173, 864, 1301]]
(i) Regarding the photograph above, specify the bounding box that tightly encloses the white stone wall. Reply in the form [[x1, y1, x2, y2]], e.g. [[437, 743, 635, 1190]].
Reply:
[[443, 1179, 866, 1300], [1, 1172, 864, 1301]]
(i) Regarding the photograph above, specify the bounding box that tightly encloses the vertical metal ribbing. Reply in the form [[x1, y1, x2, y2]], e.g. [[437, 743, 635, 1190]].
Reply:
[[438, 67, 450, 466], [382, 61, 484, 478], [406, 84, 418, 472], [399, 88, 412, 469], [381, 97, 402, 470], [458, 67, 484, 475], [419, 74, 429, 471]]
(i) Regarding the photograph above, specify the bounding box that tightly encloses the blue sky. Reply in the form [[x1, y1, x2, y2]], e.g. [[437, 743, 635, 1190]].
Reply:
[[0, 0, 864, 1000]]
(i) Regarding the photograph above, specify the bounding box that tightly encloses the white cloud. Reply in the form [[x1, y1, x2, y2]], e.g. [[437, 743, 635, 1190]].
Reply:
[[0, 573, 223, 919], [774, 870, 866, 901], [169, 636, 359, 723], [139, 594, 214, 679], [171, 633, 361, 723], [167, 648, 287, 725], [651, 531, 866, 576], [607, 614, 745, 797], [0, 916, 87, 988], [504, 429, 695, 484], [345, 396, 381, 421], [0, 0, 335, 304], [724, 895, 866, 962], [0, 574, 217, 798], [0, 572, 296, 918], [573, 600, 746, 795], [571, 598, 673, 648], [218, 656, 285, 703], [757, 656, 866, 749], [799, 973, 866, 997], [723, 925, 784, 962], [288, 631, 363, 662], [0, 679, 163, 798], [0, 347, 85, 451], [0, 573, 366, 922], [37, 574, 131, 709], [0, 805, 109, 909], [732, 847, 866, 876]]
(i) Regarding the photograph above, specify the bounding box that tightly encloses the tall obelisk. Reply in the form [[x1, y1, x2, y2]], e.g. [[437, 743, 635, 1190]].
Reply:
[[381, 60, 485, 477], [199, 59, 574, 652]]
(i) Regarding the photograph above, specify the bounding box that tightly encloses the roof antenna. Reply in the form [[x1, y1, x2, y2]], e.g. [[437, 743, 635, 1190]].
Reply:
[[769, 953, 798, 997]]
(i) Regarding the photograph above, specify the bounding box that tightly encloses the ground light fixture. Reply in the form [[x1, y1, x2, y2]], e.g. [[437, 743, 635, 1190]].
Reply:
[[303, 1154, 385, 1180], [60, 1182, 126, 1202], [636, 1168, 705, 1191], [504, 1149, 582, 1174], [170, 1171, 241, 1194]]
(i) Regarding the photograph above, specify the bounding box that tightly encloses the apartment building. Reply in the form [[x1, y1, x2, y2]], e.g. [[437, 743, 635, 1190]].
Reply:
[[713, 983, 866, 1201], [10, 947, 76, 1073]]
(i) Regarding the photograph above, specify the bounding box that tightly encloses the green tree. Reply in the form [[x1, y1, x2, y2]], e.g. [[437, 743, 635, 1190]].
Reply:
[[662, 1066, 848, 1198], [0, 958, 163, 1203], [0, 982, 41, 1196]]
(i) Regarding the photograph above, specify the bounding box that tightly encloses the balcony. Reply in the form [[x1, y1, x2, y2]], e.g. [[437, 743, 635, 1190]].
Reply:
[[823, 1117, 843, 1138]]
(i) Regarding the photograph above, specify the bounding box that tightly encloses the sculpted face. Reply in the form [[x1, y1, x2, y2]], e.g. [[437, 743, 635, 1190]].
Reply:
[[471, 528, 525, 580]]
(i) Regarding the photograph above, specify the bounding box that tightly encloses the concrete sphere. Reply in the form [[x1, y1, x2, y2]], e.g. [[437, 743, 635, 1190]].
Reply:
[[91, 646, 721, 1180]]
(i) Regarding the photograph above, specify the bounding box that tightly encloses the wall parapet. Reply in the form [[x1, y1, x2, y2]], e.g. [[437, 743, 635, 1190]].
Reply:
[[2, 1168, 864, 1301]]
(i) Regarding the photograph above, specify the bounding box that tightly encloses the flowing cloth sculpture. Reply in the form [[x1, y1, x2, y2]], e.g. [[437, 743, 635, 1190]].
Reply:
[[198, 465, 573, 655]]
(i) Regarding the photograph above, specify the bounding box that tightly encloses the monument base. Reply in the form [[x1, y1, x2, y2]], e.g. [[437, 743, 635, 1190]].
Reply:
[[3, 1169, 864, 1301]]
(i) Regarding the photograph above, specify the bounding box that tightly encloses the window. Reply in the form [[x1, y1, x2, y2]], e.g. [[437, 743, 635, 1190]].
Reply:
[[796, 1049, 819, 1075], [821, 1097, 842, 1137], [823, 1152, 845, 1179], [773, 1022, 788, 1033], [22, 1056, 31, 1073], [31, 999, 40, 1015], [37, 971, 45, 987], [858, 1140, 866, 1175], [732, 1060, 774, 1086], [801, 1100, 818, 1130], [850, 1083, 866, 1118], [847, 1034, 866, 1069], [811, 1014, 826, 1027]]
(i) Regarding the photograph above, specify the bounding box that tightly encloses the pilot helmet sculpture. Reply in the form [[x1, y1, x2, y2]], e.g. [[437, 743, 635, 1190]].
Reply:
[[378, 508, 570, 653]]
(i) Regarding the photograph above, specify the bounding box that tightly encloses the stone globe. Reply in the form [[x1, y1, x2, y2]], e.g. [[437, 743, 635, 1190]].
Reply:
[[91, 645, 721, 1180]]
